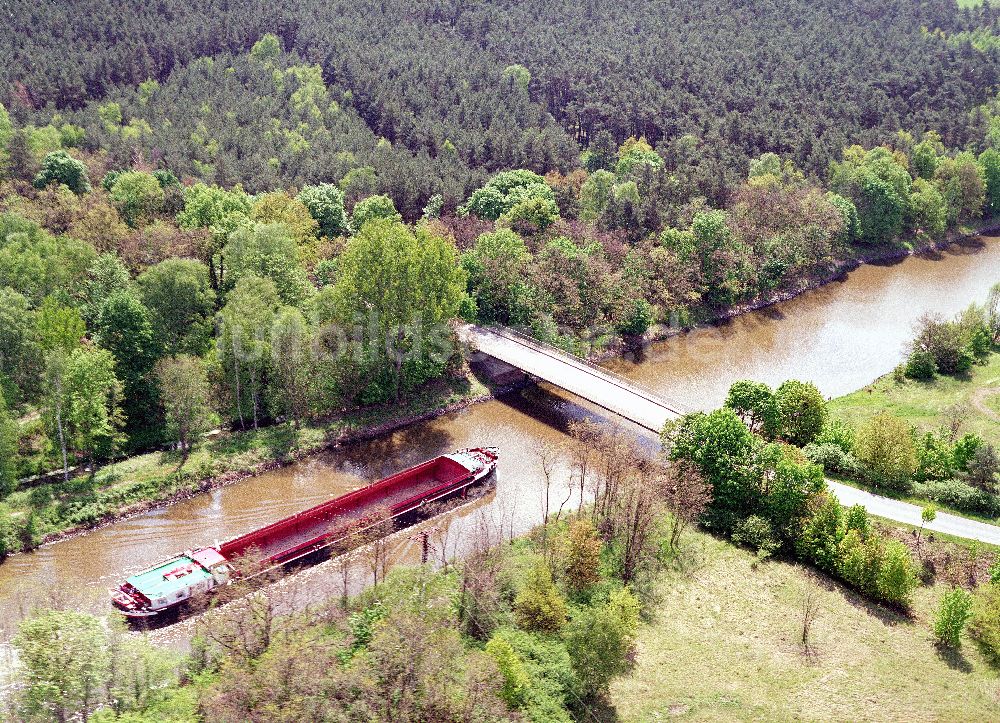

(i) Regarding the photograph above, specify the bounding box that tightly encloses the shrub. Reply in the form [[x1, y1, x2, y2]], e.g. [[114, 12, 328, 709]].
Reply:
[[855, 413, 917, 491], [731, 515, 780, 558], [775, 380, 828, 446], [484, 636, 530, 708], [495, 628, 575, 722], [814, 419, 856, 454], [564, 519, 602, 594], [802, 442, 860, 476], [514, 561, 568, 634], [915, 432, 956, 482], [934, 587, 974, 648], [876, 540, 920, 608], [796, 494, 845, 573], [969, 584, 1000, 665], [564, 588, 640, 699], [904, 349, 937, 380], [836, 530, 918, 608], [912, 479, 999, 516], [962, 444, 999, 493]]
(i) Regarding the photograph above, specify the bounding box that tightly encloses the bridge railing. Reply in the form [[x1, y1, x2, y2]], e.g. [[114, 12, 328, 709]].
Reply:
[[477, 325, 689, 416]]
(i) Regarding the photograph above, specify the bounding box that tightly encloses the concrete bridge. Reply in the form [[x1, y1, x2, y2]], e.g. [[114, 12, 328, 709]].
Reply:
[[460, 325, 684, 433]]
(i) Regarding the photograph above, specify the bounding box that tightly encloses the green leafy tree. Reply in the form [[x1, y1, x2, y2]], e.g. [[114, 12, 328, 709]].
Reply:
[[0, 287, 42, 404], [36, 297, 85, 355], [33, 150, 91, 194], [155, 355, 212, 463], [910, 131, 944, 180], [137, 258, 216, 355], [463, 170, 556, 221], [350, 194, 402, 230], [907, 178, 948, 238], [298, 183, 349, 237], [826, 192, 861, 244], [81, 253, 132, 327], [218, 276, 280, 429], [775, 379, 827, 446], [933, 586, 974, 648], [830, 146, 910, 244], [979, 148, 1000, 216], [95, 291, 160, 443], [855, 413, 917, 490], [250, 190, 319, 254], [461, 229, 532, 325], [500, 195, 560, 232], [328, 220, 466, 402], [109, 171, 164, 226], [615, 136, 664, 176], [501, 63, 531, 91], [63, 346, 125, 468], [934, 152, 986, 225], [12, 609, 111, 722], [724, 380, 780, 438], [0, 387, 17, 497], [665, 408, 758, 531], [579, 169, 616, 220], [221, 222, 313, 307], [270, 306, 314, 426]]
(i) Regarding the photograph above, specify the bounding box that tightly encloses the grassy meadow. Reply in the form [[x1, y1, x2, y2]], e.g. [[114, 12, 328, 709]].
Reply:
[[611, 532, 1000, 722]]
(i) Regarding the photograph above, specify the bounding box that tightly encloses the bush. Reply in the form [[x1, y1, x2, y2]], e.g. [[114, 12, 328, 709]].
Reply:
[[775, 380, 828, 446], [933, 586, 974, 648], [564, 588, 639, 699], [484, 636, 530, 708], [969, 584, 1000, 665], [814, 419, 856, 454], [514, 560, 568, 634], [912, 479, 999, 516], [731, 515, 780, 557], [904, 349, 937, 380], [563, 519, 602, 594], [836, 530, 918, 608], [795, 494, 845, 573], [802, 442, 860, 476], [855, 413, 917, 491]]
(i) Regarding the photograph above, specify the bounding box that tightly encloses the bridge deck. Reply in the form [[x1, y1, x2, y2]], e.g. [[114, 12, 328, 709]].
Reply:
[[462, 326, 680, 432]]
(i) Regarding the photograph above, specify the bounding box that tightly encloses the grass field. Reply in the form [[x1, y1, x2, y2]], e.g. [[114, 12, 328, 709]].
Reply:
[[828, 352, 1000, 448], [611, 533, 1000, 721]]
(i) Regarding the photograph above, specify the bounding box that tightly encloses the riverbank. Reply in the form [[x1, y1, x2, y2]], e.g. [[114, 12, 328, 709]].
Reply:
[[1, 372, 527, 555], [3, 225, 997, 560], [604, 218, 1000, 360]]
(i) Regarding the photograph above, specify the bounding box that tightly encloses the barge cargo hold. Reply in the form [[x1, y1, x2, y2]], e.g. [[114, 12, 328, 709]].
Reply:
[[111, 447, 499, 619]]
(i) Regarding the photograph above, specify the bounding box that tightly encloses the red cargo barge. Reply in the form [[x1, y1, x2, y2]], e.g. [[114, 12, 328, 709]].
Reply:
[[112, 447, 499, 619]]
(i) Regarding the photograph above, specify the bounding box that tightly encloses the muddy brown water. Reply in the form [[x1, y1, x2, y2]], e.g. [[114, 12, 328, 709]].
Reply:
[[1, 236, 998, 636]]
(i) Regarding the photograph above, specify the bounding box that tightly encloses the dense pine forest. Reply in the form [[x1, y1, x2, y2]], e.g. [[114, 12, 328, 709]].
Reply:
[[1, 0, 1000, 534]]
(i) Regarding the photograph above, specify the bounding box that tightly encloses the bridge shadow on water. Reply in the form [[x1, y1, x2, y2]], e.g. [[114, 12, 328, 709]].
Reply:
[[494, 384, 662, 455]]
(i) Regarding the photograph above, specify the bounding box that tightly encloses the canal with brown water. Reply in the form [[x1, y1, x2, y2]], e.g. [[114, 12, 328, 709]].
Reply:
[[2, 236, 999, 634]]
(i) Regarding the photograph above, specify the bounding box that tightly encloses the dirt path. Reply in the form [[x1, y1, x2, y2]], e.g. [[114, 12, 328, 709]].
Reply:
[[969, 378, 1000, 422]]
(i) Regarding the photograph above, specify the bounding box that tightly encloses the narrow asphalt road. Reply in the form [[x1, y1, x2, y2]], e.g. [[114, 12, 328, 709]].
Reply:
[[827, 480, 1000, 546]]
